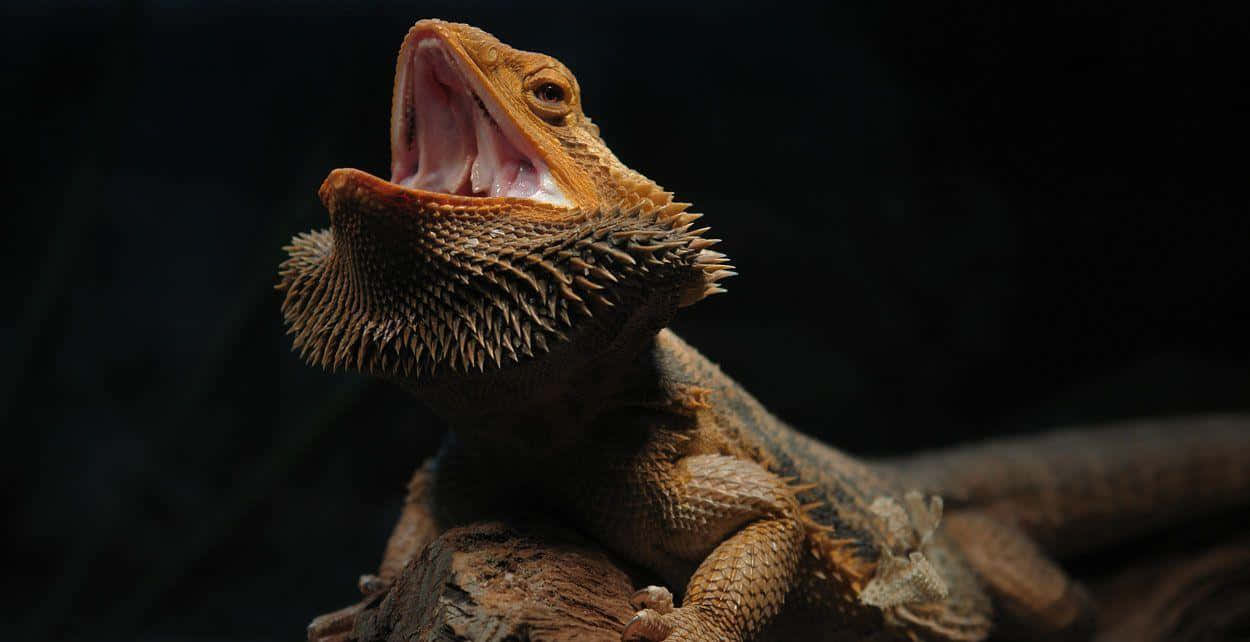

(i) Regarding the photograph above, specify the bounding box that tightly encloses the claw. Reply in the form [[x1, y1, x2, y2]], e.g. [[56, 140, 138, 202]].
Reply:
[[622, 608, 674, 641], [307, 602, 360, 641], [358, 573, 389, 595], [629, 585, 674, 613]]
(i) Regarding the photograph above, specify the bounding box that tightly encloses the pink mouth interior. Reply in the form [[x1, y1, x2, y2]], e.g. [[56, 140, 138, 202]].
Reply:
[[390, 39, 568, 205]]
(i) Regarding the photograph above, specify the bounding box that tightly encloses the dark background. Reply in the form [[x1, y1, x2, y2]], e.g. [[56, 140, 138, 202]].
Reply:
[[4, 1, 1248, 640]]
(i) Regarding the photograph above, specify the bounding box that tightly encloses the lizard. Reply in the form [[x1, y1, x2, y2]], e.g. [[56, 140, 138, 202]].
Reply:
[[277, 19, 1250, 642]]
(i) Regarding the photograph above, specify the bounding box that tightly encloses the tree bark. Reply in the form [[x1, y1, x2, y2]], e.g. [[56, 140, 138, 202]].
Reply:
[[354, 522, 637, 642], [353, 522, 1250, 642]]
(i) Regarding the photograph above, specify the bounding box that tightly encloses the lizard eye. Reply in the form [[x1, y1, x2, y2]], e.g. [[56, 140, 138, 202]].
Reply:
[[534, 83, 565, 104], [524, 70, 575, 124]]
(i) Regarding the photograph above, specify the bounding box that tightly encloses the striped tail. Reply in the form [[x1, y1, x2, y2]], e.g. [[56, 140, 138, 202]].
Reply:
[[882, 414, 1250, 557]]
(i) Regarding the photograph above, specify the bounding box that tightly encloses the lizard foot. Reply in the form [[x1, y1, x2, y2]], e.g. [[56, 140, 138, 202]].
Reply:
[[622, 606, 732, 642], [307, 576, 390, 641], [630, 585, 674, 613]]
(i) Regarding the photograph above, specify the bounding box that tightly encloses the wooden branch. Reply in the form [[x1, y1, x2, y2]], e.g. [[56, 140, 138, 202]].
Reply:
[[352, 520, 1250, 641], [353, 522, 637, 642]]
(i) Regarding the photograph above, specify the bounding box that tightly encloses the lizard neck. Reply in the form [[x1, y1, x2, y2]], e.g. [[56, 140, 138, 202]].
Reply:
[[410, 329, 685, 461]]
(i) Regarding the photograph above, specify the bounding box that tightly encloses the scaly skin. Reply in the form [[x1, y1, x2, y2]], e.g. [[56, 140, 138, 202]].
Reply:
[[281, 20, 1250, 642]]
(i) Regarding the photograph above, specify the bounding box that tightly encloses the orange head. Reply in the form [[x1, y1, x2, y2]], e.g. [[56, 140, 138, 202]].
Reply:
[[278, 20, 732, 396]]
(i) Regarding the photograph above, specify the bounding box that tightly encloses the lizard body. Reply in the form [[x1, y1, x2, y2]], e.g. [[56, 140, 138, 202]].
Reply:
[[279, 20, 1250, 641]]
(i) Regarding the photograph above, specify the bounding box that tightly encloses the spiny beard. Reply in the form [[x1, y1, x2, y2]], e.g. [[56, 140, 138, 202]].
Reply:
[[277, 184, 731, 381]]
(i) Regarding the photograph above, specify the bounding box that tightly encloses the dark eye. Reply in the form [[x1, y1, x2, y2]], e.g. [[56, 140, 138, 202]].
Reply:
[[535, 83, 565, 103]]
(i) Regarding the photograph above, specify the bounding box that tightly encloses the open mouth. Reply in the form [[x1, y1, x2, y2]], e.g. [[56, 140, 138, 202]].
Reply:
[[389, 37, 569, 206]]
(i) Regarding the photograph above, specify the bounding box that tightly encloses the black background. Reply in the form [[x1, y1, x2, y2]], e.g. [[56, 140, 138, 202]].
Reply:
[[4, 1, 1248, 640]]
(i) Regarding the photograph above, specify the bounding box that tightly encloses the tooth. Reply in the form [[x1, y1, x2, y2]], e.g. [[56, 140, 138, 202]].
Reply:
[[535, 168, 569, 206], [492, 159, 520, 198], [470, 155, 490, 195], [508, 160, 539, 199]]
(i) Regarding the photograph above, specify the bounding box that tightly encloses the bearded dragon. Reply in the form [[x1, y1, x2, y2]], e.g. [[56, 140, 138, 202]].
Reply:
[[279, 19, 1250, 642]]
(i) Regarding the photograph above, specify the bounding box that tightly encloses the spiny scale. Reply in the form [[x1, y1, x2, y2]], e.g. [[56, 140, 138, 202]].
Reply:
[[278, 193, 732, 379]]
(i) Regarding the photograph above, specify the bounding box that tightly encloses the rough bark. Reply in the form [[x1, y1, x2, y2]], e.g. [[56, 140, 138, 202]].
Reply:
[[354, 522, 1250, 642], [354, 522, 637, 642]]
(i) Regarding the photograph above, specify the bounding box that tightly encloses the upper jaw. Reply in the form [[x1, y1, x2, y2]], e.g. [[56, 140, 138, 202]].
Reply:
[[388, 22, 571, 208]]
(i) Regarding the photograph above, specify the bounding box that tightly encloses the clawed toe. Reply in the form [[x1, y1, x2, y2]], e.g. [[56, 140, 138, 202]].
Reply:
[[357, 573, 390, 595], [310, 574, 391, 641], [307, 602, 361, 641], [622, 608, 674, 641], [629, 585, 674, 613]]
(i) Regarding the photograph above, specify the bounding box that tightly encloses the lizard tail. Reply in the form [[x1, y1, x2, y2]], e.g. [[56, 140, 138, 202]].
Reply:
[[882, 414, 1250, 558]]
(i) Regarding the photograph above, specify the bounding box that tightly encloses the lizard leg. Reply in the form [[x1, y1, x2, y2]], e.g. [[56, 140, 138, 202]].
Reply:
[[943, 511, 1094, 641], [308, 460, 442, 641], [621, 455, 805, 642]]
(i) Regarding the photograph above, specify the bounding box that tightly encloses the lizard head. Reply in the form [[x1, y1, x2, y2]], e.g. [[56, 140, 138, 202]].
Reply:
[[278, 20, 732, 401]]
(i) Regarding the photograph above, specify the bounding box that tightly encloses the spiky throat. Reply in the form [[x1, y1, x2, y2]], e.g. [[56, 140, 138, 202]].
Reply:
[[278, 173, 728, 380]]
